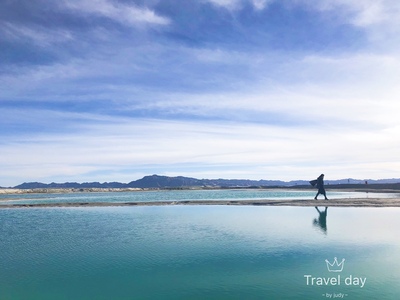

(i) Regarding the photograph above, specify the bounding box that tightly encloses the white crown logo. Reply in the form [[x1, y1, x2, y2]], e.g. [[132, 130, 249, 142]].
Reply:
[[325, 257, 345, 272]]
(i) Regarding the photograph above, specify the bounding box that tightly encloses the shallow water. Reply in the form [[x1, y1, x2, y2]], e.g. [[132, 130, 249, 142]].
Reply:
[[1, 205, 399, 299], [0, 189, 397, 205]]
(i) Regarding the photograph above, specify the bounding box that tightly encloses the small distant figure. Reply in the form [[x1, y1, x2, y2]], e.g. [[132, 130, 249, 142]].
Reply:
[[314, 174, 328, 200]]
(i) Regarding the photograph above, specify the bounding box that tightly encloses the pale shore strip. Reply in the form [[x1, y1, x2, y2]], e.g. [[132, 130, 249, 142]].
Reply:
[[0, 188, 143, 194], [0, 198, 400, 208], [1, 187, 399, 195]]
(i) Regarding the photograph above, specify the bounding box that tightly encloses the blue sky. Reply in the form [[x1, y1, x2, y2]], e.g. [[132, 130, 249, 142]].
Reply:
[[1, 0, 400, 186]]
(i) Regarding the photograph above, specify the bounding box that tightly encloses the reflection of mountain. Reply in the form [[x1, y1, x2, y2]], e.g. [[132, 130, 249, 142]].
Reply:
[[11, 174, 400, 189], [313, 207, 328, 234]]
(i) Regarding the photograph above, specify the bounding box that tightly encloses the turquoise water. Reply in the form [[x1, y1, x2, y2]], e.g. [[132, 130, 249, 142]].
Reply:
[[0, 189, 397, 205], [1, 205, 400, 299]]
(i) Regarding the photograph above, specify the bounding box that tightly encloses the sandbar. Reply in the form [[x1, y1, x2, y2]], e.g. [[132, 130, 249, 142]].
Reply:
[[0, 197, 399, 208]]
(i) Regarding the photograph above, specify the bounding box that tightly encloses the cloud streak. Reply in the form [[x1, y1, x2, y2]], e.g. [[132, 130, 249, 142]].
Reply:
[[205, 0, 271, 10], [63, 0, 170, 26], [1, 22, 74, 47], [1, 106, 399, 186]]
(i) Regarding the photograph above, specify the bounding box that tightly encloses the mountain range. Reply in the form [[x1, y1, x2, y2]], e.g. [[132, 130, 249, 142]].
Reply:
[[9, 175, 400, 189]]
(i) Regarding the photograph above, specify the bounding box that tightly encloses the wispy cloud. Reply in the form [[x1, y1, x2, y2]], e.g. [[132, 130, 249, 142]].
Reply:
[[1, 22, 74, 47], [1, 110, 399, 186], [63, 0, 170, 26], [205, 0, 271, 10], [308, 0, 400, 27], [205, 0, 241, 10]]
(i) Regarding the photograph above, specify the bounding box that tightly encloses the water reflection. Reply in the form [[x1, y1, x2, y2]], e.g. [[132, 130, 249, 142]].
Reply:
[[313, 207, 328, 234]]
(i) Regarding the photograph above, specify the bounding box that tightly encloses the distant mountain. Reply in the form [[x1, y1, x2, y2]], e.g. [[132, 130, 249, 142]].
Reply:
[[11, 175, 400, 189], [127, 175, 204, 188]]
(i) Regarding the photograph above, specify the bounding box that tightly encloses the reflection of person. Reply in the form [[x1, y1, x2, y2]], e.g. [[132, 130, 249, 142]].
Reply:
[[314, 174, 328, 200], [313, 207, 328, 234]]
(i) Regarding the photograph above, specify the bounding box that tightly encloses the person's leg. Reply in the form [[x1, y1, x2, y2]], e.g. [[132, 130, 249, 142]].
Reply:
[[314, 192, 319, 200]]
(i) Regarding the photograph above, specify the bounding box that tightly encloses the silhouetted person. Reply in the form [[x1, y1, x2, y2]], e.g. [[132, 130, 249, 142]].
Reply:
[[314, 174, 328, 200], [313, 206, 328, 234]]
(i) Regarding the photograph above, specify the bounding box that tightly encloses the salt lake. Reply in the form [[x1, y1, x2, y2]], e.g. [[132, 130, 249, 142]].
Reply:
[[0, 190, 399, 299]]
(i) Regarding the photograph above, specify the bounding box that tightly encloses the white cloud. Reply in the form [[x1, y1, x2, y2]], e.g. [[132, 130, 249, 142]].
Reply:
[[63, 0, 170, 26], [251, 0, 270, 10], [311, 0, 400, 27], [4, 43, 399, 131], [205, 0, 271, 10], [1, 107, 400, 186], [296, 0, 400, 45], [124, 50, 400, 130], [205, 0, 240, 10], [1, 21, 74, 46]]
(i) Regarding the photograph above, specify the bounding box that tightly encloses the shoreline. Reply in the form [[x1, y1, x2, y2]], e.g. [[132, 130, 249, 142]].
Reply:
[[1, 198, 400, 208], [1, 187, 400, 195]]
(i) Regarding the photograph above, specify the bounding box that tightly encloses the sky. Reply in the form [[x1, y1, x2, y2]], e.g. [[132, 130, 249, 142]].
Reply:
[[1, 0, 400, 186]]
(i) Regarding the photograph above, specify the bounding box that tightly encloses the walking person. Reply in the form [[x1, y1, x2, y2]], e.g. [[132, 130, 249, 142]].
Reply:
[[314, 174, 328, 200]]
